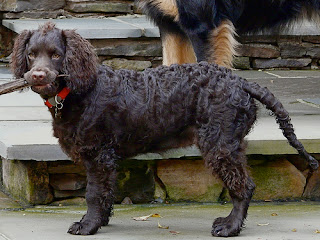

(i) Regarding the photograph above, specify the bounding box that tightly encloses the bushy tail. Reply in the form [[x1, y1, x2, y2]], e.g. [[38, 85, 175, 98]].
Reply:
[[242, 80, 319, 170]]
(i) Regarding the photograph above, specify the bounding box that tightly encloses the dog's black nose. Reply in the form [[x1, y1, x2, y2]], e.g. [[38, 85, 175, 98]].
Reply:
[[32, 71, 46, 81]]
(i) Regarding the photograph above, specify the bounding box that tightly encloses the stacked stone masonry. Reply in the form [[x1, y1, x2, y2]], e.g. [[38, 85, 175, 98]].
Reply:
[[2, 155, 320, 205], [0, 0, 320, 205], [1, 0, 320, 69]]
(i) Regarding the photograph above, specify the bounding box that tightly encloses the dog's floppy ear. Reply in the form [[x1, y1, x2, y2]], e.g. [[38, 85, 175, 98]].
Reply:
[[62, 29, 99, 94], [10, 30, 32, 78]]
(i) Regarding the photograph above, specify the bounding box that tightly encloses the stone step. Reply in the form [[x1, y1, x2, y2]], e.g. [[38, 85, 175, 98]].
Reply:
[[2, 15, 160, 39], [1, 67, 320, 161], [2, 17, 320, 39], [1, 115, 320, 161]]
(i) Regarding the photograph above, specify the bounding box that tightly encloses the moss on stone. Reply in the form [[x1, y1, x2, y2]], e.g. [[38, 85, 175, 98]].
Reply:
[[251, 158, 306, 200]]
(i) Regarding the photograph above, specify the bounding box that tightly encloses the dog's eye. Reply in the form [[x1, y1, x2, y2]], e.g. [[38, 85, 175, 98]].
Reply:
[[28, 53, 35, 59], [52, 53, 61, 60]]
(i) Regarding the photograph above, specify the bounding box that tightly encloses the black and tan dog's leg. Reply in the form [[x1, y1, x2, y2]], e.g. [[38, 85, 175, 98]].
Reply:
[[160, 30, 196, 65], [208, 20, 239, 68], [68, 149, 117, 235], [179, 19, 238, 68]]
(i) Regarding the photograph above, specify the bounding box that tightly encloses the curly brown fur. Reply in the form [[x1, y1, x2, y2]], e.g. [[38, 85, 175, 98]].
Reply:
[[10, 22, 318, 237]]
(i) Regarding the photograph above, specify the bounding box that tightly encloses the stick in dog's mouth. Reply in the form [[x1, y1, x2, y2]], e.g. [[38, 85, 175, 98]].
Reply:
[[0, 74, 70, 96]]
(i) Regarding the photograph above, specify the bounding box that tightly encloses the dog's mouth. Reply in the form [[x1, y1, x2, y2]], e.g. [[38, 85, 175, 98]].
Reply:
[[25, 70, 68, 96], [32, 83, 52, 91], [31, 77, 67, 97]]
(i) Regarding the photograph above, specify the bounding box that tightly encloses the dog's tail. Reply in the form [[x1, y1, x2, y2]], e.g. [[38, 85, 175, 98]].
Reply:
[[242, 80, 319, 170]]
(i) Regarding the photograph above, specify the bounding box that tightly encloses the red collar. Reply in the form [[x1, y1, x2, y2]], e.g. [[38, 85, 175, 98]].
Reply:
[[44, 87, 70, 108]]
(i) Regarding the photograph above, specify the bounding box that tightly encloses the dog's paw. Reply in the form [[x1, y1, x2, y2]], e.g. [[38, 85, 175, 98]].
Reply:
[[211, 217, 242, 237], [67, 221, 100, 235]]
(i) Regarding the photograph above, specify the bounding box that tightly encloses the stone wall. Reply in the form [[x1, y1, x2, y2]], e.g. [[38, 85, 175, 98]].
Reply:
[[0, 0, 135, 18], [2, 154, 320, 205], [1, 0, 320, 69], [0, 0, 320, 205], [235, 35, 320, 70]]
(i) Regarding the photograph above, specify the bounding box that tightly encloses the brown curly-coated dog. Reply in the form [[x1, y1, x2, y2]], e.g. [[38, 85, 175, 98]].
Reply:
[[10, 22, 318, 237]]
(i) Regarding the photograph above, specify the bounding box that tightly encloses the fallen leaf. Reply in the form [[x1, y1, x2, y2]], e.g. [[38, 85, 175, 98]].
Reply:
[[271, 213, 278, 216], [257, 223, 270, 226], [133, 213, 162, 221], [315, 229, 320, 233], [169, 231, 180, 235], [158, 221, 169, 229], [292, 229, 297, 232], [133, 214, 152, 221]]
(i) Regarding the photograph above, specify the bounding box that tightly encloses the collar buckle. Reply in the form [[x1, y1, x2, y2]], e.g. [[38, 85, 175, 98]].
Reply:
[[44, 87, 70, 118]]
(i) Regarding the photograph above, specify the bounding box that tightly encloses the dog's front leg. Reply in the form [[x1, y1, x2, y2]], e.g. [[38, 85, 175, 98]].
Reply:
[[68, 148, 117, 235]]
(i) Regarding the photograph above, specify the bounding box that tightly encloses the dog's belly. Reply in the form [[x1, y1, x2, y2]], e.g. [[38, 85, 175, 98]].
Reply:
[[118, 126, 197, 158], [156, 126, 197, 151]]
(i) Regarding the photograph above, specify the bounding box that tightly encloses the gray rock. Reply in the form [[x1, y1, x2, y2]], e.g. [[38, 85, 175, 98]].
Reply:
[[238, 43, 280, 58], [2, 159, 53, 205], [251, 158, 306, 200], [156, 160, 223, 202], [50, 197, 87, 206], [48, 161, 86, 176], [116, 159, 155, 204], [1, 0, 65, 12], [95, 41, 162, 57], [253, 58, 312, 69], [54, 189, 86, 199], [50, 174, 86, 191], [233, 56, 251, 70], [4, 10, 65, 19], [239, 35, 278, 44], [303, 36, 320, 44], [67, 2, 132, 13], [279, 42, 320, 58], [102, 58, 152, 71]]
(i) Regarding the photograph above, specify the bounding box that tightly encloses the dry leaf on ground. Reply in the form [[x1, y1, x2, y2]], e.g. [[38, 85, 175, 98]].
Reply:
[[133, 214, 153, 221], [158, 221, 169, 229], [257, 223, 270, 226], [133, 213, 162, 221]]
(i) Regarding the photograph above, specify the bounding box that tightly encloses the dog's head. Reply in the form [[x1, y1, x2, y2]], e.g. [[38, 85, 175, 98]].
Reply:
[[10, 22, 99, 97]]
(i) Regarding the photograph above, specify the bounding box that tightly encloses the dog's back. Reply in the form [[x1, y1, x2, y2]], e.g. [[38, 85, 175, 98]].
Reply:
[[94, 63, 257, 157]]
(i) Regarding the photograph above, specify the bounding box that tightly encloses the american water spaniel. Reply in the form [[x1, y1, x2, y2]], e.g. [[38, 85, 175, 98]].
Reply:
[[10, 22, 318, 237]]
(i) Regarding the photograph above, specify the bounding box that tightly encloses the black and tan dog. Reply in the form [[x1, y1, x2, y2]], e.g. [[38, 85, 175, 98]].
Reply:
[[11, 23, 318, 237], [137, 0, 320, 67]]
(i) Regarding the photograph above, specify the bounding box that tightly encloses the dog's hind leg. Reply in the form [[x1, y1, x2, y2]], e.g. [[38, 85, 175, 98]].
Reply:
[[197, 120, 255, 237], [211, 145, 255, 237], [68, 149, 117, 235]]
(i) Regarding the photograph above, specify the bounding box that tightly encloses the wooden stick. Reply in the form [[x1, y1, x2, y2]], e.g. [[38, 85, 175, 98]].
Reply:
[[0, 78, 30, 95], [0, 74, 69, 96]]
